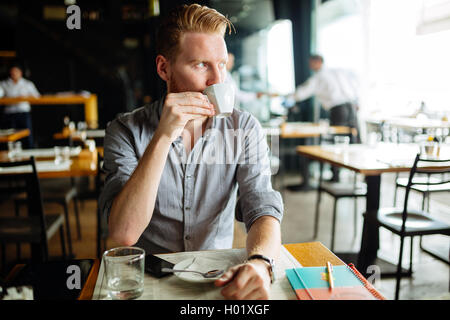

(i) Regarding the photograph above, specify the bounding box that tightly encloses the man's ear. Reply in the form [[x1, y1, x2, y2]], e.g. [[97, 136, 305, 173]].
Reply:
[[156, 55, 170, 82]]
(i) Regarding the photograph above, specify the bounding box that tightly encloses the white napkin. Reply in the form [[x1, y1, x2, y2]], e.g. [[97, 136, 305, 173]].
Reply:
[[15, 146, 82, 158], [175, 257, 229, 282]]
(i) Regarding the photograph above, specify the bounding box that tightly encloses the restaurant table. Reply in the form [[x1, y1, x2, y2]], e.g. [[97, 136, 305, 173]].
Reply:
[[367, 117, 450, 131], [53, 129, 105, 141], [280, 122, 354, 139], [0, 147, 98, 257], [81, 241, 345, 300], [0, 147, 98, 179], [296, 142, 450, 277], [279, 122, 354, 191], [0, 94, 98, 129], [0, 129, 30, 143], [366, 117, 450, 142]]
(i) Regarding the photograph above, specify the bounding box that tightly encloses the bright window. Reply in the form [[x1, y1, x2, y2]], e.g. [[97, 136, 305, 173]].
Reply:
[[316, 0, 450, 119]]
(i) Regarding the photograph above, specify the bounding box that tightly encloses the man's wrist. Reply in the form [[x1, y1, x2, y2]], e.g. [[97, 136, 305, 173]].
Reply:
[[247, 254, 275, 284], [153, 128, 175, 145]]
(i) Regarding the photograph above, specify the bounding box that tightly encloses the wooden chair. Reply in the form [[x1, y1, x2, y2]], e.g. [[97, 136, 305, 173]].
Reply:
[[371, 153, 450, 300], [0, 157, 66, 272]]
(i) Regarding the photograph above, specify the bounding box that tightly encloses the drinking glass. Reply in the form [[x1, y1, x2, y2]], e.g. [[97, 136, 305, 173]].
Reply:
[[54, 146, 63, 164], [334, 135, 350, 154], [14, 141, 22, 154], [420, 141, 439, 158], [7, 141, 15, 159], [62, 146, 71, 162], [103, 247, 145, 300]]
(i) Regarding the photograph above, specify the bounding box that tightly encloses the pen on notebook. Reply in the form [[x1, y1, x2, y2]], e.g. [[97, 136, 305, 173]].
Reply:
[[326, 261, 334, 290]]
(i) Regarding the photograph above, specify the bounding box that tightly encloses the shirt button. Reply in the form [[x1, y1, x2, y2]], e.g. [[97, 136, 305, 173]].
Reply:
[[185, 207, 190, 210], [185, 235, 191, 240]]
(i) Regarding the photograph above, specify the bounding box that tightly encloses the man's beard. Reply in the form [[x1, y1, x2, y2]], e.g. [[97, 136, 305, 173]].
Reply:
[[168, 73, 188, 94]]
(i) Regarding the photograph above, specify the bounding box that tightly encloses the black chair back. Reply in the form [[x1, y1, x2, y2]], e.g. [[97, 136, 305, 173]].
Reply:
[[0, 157, 48, 260], [402, 153, 450, 228]]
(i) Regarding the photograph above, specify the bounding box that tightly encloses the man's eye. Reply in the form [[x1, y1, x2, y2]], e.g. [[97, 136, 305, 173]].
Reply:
[[197, 62, 206, 68], [219, 62, 226, 69]]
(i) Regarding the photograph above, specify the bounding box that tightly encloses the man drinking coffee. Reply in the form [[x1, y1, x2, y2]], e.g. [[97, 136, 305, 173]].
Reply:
[[99, 4, 283, 300]]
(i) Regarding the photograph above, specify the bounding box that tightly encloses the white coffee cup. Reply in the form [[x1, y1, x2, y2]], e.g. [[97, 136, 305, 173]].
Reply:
[[203, 83, 235, 118]]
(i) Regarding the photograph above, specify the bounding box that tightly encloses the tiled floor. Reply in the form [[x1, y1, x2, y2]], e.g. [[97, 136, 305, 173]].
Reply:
[[1, 169, 449, 300]]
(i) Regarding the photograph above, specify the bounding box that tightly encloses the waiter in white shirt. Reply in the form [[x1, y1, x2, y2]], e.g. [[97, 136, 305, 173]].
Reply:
[[0, 63, 40, 148], [289, 54, 361, 182], [290, 54, 360, 140]]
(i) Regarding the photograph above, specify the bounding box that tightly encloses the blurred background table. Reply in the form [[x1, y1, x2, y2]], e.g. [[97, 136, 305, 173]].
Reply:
[[0, 94, 98, 129], [0, 129, 30, 144], [297, 142, 450, 276]]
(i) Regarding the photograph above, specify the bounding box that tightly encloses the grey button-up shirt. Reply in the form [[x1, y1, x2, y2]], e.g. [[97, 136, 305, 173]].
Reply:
[[99, 97, 284, 254]]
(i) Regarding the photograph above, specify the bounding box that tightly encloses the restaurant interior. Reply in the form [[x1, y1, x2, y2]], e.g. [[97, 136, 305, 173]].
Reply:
[[0, 0, 449, 301]]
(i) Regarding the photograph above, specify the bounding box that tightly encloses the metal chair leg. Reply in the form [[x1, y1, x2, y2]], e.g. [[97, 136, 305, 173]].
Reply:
[[353, 174, 358, 239], [395, 236, 406, 300], [331, 199, 338, 252], [1, 243, 5, 274], [62, 202, 74, 256], [73, 198, 82, 240], [393, 173, 399, 206], [353, 197, 358, 239], [59, 226, 66, 260], [409, 237, 414, 274], [314, 190, 322, 239], [14, 201, 21, 262]]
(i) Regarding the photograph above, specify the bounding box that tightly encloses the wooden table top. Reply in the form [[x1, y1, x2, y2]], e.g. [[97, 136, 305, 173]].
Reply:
[[0, 148, 98, 178], [0, 94, 99, 129], [296, 143, 450, 175], [78, 241, 344, 300], [0, 94, 97, 105], [280, 122, 355, 138], [53, 129, 105, 141], [0, 129, 30, 143]]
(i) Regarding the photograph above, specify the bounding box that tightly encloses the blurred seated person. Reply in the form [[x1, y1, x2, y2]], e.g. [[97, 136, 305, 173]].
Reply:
[[0, 63, 40, 148]]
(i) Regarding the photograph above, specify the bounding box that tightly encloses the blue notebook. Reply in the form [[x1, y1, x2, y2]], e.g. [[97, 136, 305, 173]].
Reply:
[[285, 264, 384, 300]]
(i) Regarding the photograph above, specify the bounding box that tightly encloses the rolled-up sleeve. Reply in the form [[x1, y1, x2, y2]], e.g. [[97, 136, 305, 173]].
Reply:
[[235, 114, 284, 232], [98, 118, 139, 222]]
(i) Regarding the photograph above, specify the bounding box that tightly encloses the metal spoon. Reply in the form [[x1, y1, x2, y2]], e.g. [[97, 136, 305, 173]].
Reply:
[[161, 267, 224, 278]]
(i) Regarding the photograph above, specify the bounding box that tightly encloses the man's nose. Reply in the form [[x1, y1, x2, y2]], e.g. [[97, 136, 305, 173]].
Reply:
[[206, 67, 223, 86]]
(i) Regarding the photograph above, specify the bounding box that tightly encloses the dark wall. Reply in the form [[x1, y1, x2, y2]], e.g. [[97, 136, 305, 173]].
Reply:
[[2, 0, 314, 147], [1, 0, 211, 146], [273, 0, 315, 173], [273, 0, 314, 122]]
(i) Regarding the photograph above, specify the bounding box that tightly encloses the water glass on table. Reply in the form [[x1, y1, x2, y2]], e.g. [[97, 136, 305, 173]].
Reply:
[[54, 146, 70, 164], [103, 247, 145, 300], [334, 135, 350, 154], [420, 141, 440, 158], [8, 141, 22, 159]]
